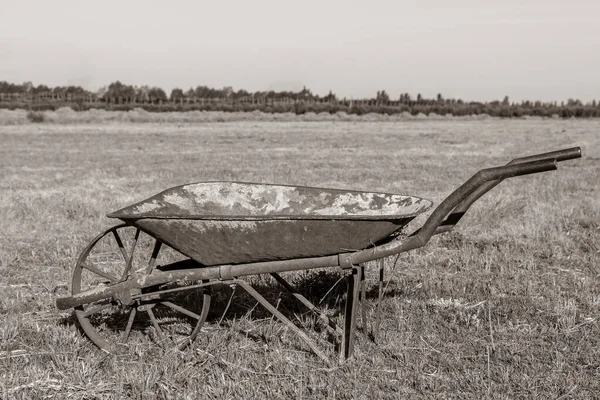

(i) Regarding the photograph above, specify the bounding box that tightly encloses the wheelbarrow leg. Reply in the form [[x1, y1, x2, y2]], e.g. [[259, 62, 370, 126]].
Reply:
[[359, 264, 367, 331], [269, 273, 342, 335], [234, 280, 330, 364], [341, 266, 362, 362], [373, 258, 385, 342]]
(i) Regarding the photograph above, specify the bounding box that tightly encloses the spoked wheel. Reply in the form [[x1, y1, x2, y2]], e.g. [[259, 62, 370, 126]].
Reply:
[[71, 224, 212, 352]]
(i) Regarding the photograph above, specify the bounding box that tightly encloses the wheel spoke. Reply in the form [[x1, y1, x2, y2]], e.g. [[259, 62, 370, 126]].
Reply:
[[82, 263, 118, 283], [122, 229, 140, 279], [112, 230, 129, 263], [75, 224, 207, 353], [82, 302, 113, 317], [160, 301, 201, 320], [121, 308, 137, 343], [146, 308, 166, 344], [146, 240, 162, 274]]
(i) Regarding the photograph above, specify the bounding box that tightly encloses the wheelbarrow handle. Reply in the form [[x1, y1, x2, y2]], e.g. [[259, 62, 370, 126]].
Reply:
[[510, 147, 581, 164], [415, 159, 558, 239], [448, 147, 581, 219], [340, 157, 562, 266]]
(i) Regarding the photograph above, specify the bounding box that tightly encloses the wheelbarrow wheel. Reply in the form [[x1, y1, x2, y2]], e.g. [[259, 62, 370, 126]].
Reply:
[[71, 224, 212, 352]]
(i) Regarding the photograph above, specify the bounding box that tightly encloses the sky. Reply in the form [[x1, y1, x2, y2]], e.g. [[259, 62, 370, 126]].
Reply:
[[1, 0, 599, 102]]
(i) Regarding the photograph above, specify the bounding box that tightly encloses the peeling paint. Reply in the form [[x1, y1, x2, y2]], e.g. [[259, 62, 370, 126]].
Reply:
[[162, 192, 195, 211], [183, 183, 305, 215], [108, 181, 432, 220], [133, 200, 162, 214]]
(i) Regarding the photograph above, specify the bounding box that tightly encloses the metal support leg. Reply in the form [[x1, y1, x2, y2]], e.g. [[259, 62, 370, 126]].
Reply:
[[341, 266, 362, 361], [374, 258, 385, 342], [359, 264, 367, 330], [234, 280, 330, 364], [270, 272, 343, 335]]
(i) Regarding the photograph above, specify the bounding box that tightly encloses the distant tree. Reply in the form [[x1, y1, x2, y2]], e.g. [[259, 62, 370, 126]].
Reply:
[[377, 90, 390, 102], [106, 81, 135, 102], [194, 85, 224, 99], [0, 81, 23, 93], [276, 90, 294, 100], [33, 84, 50, 94], [502, 95, 510, 106], [416, 93, 423, 102], [234, 89, 250, 99], [47, 85, 87, 102], [170, 88, 185, 102], [323, 90, 337, 103], [67, 86, 87, 96], [398, 93, 412, 103], [106, 81, 123, 98], [436, 93, 444, 103], [297, 86, 313, 101], [148, 87, 167, 103]]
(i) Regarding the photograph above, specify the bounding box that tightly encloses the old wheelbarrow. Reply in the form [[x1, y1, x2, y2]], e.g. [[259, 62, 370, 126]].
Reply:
[[56, 147, 581, 363]]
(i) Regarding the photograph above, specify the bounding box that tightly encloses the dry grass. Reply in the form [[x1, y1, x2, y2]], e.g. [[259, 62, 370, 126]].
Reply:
[[0, 119, 598, 399]]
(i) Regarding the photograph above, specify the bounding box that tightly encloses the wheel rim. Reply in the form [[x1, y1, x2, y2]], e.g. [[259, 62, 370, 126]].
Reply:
[[72, 224, 212, 352]]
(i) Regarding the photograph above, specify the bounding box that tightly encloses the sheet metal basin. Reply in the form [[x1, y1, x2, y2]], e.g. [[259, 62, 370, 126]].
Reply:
[[107, 182, 432, 266]]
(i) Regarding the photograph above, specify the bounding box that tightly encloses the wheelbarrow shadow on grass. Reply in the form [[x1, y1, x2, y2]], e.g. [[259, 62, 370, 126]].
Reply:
[[56, 268, 403, 353], [197, 270, 351, 341], [199, 267, 413, 349]]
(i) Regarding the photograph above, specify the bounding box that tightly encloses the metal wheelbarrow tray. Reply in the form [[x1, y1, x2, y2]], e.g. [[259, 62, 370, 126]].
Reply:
[[107, 182, 433, 266], [56, 147, 581, 363]]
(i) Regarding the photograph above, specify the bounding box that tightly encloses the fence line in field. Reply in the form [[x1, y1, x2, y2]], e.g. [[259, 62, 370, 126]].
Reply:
[[3, 91, 598, 118], [0, 92, 449, 108]]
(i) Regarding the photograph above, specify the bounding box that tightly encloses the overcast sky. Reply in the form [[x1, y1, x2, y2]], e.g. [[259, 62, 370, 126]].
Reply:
[[1, 0, 599, 101]]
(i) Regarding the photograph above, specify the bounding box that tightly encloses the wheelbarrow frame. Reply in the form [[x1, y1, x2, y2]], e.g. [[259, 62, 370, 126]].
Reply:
[[56, 147, 581, 364]]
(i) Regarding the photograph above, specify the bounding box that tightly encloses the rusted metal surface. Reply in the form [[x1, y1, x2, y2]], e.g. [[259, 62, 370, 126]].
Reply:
[[56, 255, 342, 310], [374, 258, 385, 342], [341, 266, 362, 362], [107, 182, 432, 265], [108, 182, 432, 220], [132, 217, 411, 265]]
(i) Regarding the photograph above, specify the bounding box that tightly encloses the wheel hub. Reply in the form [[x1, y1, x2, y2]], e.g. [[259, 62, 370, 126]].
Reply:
[[113, 287, 141, 306]]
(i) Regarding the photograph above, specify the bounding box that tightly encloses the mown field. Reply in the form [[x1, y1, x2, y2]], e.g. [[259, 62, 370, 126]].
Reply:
[[0, 119, 599, 399]]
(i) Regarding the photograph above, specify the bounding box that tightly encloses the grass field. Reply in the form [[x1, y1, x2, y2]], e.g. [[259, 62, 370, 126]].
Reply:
[[1, 119, 599, 399]]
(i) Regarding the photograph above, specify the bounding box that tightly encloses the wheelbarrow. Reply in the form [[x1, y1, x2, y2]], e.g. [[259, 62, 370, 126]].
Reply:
[[56, 147, 581, 363]]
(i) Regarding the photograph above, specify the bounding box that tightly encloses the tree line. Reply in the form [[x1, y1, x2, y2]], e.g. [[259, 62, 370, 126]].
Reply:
[[1, 80, 599, 118]]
